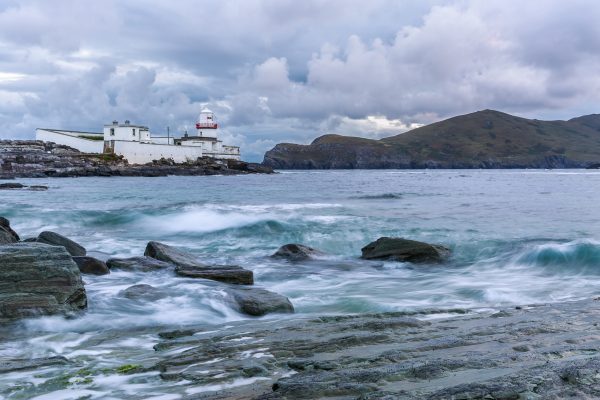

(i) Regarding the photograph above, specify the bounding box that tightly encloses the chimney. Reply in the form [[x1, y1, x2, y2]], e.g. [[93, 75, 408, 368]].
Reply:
[[112, 120, 118, 125], [124, 120, 130, 125]]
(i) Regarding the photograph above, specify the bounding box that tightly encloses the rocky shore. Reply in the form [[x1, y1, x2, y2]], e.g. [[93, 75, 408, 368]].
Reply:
[[0, 140, 273, 179], [2, 219, 600, 398]]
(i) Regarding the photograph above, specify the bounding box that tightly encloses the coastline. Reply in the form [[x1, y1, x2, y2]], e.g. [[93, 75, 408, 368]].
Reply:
[[0, 140, 273, 179]]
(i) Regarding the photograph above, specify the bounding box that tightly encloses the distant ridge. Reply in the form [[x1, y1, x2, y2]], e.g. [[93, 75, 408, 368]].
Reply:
[[262, 110, 600, 169]]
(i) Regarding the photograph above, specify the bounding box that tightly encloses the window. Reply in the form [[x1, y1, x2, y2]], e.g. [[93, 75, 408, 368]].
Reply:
[[110, 128, 115, 136], [132, 128, 136, 136]]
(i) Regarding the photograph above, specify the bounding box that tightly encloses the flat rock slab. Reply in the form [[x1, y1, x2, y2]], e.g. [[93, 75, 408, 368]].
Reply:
[[150, 298, 600, 399], [175, 265, 254, 285], [106, 256, 174, 272], [361, 237, 450, 263], [0, 243, 87, 320], [37, 231, 86, 257], [226, 287, 294, 316], [145, 241, 254, 285]]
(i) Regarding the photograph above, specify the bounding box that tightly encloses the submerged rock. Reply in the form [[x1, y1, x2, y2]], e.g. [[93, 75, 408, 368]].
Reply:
[[271, 243, 325, 261], [36, 231, 86, 257], [226, 287, 294, 316], [0, 243, 87, 319], [106, 256, 174, 272], [145, 241, 254, 285], [0, 182, 24, 189], [0, 217, 19, 243], [72, 256, 110, 275], [361, 237, 450, 263], [120, 284, 166, 301]]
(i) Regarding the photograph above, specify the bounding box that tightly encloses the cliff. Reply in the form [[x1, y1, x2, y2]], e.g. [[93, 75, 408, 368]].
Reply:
[[263, 110, 600, 169]]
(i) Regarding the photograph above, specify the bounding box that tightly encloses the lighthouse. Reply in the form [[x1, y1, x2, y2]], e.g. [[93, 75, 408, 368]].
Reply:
[[196, 108, 218, 139]]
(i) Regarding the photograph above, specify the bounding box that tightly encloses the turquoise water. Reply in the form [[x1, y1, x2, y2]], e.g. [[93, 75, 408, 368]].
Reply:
[[2, 169, 600, 398]]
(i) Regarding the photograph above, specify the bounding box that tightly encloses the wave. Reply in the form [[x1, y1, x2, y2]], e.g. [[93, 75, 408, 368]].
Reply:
[[515, 240, 600, 272]]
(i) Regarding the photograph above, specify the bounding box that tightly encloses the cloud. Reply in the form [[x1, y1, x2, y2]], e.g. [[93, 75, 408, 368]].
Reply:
[[1, 0, 600, 161]]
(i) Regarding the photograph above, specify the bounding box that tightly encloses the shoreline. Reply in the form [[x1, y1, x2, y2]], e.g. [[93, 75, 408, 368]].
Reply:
[[0, 140, 273, 179]]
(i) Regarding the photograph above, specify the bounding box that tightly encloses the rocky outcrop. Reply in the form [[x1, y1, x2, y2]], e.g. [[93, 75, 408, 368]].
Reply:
[[151, 298, 600, 399], [361, 237, 450, 263], [271, 243, 326, 261], [106, 256, 174, 272], [226, 287, 294, 316], [72, 256, 110, 275], [36, 231, 86, 257], [0, 140, 272, 178], [0, 217, 19, 243], [0, 243, 87, 319], [145, 241, 253, 285], [262, 109, 600, 169]]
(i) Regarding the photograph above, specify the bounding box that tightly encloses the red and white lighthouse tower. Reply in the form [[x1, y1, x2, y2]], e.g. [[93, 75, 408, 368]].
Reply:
[[196, 108, 218, 139]]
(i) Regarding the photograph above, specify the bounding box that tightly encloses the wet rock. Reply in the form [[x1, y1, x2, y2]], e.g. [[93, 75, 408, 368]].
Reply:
[[158, 329, 195, 339], [106, 256, 174, 272], [120, 284, 166, 301], [145, 241, 254, 285], [0, 243, 87, 319], [175, 265, 254, 285], [0, 217, 19, 243], [360, 237, 450, 263], [36, 231, 86, 256], [28, 185, 48, 191], [0, 182, 24, 189], [226, 287, 294, 316], [271, 243, 325, 261], [0, 356, 70, 373], [72, 256, 110, 275]]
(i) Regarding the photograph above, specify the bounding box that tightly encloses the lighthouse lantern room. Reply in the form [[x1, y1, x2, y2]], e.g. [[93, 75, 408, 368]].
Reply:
[[196, 108, 218, 139]]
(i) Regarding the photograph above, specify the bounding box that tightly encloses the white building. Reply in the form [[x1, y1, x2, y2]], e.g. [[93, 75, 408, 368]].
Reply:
[[36, 109, 241, 164]]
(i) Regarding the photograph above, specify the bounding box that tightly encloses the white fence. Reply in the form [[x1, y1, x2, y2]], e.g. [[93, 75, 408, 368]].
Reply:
[[36, 129, 104, 153]]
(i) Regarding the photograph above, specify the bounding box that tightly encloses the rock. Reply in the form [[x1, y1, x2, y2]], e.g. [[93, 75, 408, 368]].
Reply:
[[119, 284, 166, 301], [0, 217, 21, 244], [175, 265, 254, 285], [360, 237, 450, 263], [0, 182, 24, 189], [271, 243, 326, 261], [106, 256, 174, 272], [0, 243, 87, 319], [36, 231, 86, 256], [226, 287, 294, 316], [0, 356, 69, 373], [28, 185, 48, 191], [72, 256, 110, 275], [145, 241, 254, 285]]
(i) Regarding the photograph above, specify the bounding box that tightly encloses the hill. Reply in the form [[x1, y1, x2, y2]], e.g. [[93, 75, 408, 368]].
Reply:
[[262, 110, 600, 169]]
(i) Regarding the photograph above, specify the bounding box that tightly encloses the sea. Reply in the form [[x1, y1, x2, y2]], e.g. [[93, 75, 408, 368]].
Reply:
[[1, 169, 600, 399]]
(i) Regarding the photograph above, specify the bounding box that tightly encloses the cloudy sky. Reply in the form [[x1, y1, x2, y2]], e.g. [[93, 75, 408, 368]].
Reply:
[[1, 0, 600, 160]]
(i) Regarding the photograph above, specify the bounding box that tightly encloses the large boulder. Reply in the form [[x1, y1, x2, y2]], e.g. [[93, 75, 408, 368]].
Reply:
[[36, 231, 86, 256], [226, 287, 294, 316], [72, 256, 110, 275], [107, 256, 174, 272], [145, 241, 253, 285], [360, 237, 451, 263], [0, 217, 19, 243], [0, 243, 87, 320], [271, 243, 325, 261]]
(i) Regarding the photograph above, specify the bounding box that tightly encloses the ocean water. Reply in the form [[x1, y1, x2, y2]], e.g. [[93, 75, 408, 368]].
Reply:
[[1, 169, 600, 398]]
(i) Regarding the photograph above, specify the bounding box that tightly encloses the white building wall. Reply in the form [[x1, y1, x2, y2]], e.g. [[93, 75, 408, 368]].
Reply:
[[35, 129, 104, 153], [112, 141, 204, 164]]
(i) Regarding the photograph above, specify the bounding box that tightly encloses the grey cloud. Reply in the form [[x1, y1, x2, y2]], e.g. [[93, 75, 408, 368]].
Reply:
[[1, 0, 600, 161]]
